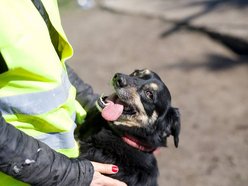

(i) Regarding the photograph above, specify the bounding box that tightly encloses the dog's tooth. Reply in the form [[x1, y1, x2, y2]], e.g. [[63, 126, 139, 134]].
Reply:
[[100, 97, 105, 104], [100, 97, 111, 106]]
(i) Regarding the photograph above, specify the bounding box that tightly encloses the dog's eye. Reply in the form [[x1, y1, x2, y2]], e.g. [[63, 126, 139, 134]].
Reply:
[[145, 90, 153, 100]]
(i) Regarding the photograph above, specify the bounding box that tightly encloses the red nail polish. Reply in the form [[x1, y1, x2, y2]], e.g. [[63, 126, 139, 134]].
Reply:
[[112, 166, 119, 173]]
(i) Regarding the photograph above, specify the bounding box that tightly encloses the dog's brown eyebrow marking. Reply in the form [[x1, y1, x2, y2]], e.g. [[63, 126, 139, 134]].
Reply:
[[140, 69, 151, 75], [135, 69, 151, 77], [144, 69, 151, 75], [149, 83, 159, 91]]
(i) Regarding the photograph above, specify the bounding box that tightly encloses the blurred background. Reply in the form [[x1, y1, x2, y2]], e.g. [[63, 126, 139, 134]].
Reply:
[[58, 0, 248, 185]]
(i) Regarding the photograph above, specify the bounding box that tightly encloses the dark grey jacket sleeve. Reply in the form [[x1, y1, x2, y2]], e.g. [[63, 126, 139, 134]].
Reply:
[[66, 64, 99, 115], [0, 112, 94, 186]]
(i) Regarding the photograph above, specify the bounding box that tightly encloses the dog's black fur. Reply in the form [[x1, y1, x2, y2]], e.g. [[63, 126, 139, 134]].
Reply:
[[78, 69, 180, 186]]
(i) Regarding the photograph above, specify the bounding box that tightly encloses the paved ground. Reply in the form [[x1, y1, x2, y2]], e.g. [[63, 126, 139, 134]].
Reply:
[[60, 1, 248, 186]]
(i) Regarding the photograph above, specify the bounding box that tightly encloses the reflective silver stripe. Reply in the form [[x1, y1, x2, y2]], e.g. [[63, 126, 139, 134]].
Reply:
[[35, 121, 77, 150], [0, 73, 71, 115]]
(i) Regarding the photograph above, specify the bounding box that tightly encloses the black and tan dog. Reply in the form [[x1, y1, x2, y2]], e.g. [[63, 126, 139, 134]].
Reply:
[[78, 69, 181, 186]]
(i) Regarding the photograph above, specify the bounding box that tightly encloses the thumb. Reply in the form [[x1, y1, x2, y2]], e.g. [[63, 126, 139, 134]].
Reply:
[[91, 161, 119, 175]]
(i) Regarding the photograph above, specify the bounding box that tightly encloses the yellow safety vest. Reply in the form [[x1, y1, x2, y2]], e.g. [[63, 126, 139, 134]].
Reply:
[[0, 0, 86, 185]]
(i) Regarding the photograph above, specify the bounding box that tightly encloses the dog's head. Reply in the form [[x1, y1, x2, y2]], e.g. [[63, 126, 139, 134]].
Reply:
[[97, 69, 181, 149]]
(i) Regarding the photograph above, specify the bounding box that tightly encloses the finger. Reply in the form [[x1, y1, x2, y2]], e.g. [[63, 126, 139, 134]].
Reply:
[[101, 174, 127, 186], [153, 148, 161, 156], [91, 161, 119, 174], [93, 172, 127, 186]]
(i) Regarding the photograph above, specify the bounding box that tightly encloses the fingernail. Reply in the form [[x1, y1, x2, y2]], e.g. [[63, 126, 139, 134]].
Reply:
[[112, 165, 119, 173]]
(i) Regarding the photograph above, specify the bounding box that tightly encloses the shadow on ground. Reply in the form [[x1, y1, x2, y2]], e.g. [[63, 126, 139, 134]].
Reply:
[[159, 0, 248, 55], [166, 54, 248, 71]]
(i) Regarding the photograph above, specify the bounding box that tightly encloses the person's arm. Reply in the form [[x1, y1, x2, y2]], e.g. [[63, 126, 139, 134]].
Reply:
[[66, 64, 99, 114], [0, 112, 94, 186]]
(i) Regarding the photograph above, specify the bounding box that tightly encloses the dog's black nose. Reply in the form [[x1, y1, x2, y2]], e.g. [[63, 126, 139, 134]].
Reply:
[[113, 73, 127, 88]]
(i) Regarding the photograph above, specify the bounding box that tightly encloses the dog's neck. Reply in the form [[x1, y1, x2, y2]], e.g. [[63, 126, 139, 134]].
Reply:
[[121, 135, 157, 153], [103, 121, 157, 153]]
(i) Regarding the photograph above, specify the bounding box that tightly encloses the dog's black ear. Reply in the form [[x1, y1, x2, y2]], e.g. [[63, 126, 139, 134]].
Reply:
[[164, 107, 181, 148]]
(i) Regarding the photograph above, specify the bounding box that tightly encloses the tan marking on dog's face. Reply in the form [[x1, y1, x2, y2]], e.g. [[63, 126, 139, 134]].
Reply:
[[113, 89, 157, 127], [143, 69, 151, 75], [132, 69, 151, 77], [143, 83, 159, 92], [149, 83, 159, 91], [148, 111, 158, 124], [113, 120, 140, 127], [138, 69, 151, 77]]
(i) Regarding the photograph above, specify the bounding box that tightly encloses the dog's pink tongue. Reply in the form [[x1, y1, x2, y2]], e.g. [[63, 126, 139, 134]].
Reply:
[[101, 101, 123, 121]]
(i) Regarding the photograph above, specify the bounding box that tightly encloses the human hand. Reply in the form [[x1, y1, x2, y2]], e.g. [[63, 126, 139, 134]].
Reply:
[[90, 162, 127, 186]]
